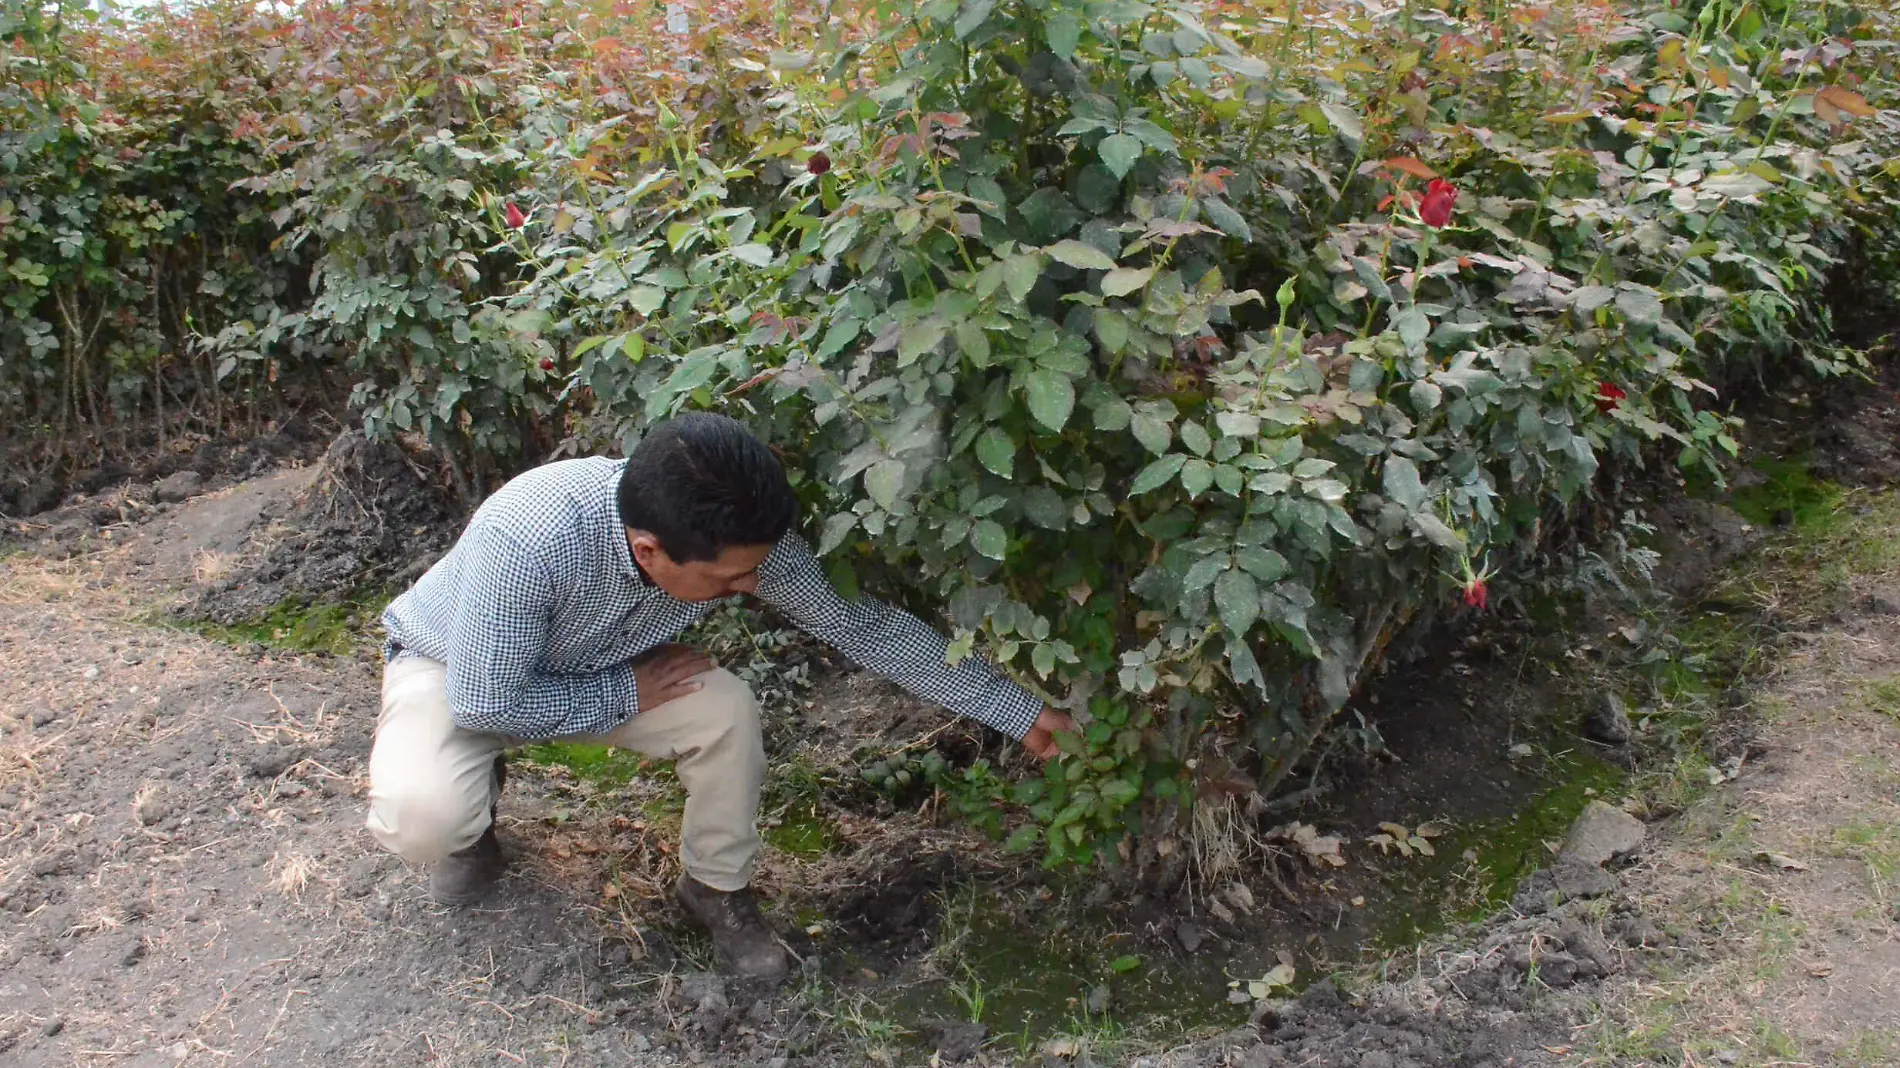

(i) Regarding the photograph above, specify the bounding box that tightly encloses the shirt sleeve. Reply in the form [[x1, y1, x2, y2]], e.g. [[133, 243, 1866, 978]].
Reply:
[[753, 533, 1044, 740], [441, 522, 639, 740]]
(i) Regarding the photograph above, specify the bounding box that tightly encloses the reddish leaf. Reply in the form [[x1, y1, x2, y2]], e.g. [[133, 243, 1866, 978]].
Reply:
[[1382, 156, 1438, 181], [1817, 85, 1876, 118]]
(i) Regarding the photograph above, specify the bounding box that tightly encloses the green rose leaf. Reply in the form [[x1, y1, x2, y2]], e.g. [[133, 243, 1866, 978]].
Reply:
[[1131, 411, 1172, 454], [1025, 369, 1075, 431], [1099, 132, 1142, 179], [864, 459, 905, 510], [1046, 239, 1116, 271], [1236, 546, 1289, 583], [972, 518, 1009, 559], [1129, 454, 1187, 495], [1382, 455, 1427, 512], [1181, 458, 1214, 497], [1004, 252, 1043, 302], [1214, 567, 1260, 634], [976, 426, 1016, 478], [1101, 267, 1154, 298], [1046, 12, 1082, 58], [817, 512, 859, 555]]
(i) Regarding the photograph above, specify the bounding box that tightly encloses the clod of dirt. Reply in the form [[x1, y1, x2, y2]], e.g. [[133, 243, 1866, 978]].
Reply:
[[676, 973, 731, 1037], [920, 1018, 988, 1062], [1550, 861, 1616, 901], [244, 745, 306, 779], [1581, 694, 1633, 747], [152, 470, 204, 504]]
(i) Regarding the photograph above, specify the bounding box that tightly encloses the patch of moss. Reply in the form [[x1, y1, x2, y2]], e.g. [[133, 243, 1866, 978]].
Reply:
[[518, 743, 668, 786], [764, 805, 839, 856], [891, 881, 1242, 1042], [181, 589, 394, 654], [1375, 750, 1629, 947], [1727, 455, 1846, 535]]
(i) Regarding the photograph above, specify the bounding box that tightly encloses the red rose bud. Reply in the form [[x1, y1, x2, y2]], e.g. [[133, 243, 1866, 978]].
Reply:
[[539, 357, 556, 371], [1595, 381, 1627, 413], [807, 151, 831, 175], [1462, 578, 1488, 611], [1419, 178, 1458, 228], [504, 201, 528, 229]]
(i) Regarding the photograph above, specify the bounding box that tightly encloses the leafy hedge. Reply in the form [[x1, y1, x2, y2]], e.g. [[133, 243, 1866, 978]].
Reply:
[[10, 0, 1900, 865]]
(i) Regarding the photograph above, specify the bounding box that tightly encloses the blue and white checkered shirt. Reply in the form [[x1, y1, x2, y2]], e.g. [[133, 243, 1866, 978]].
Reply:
[[381, 457, 1042, 741]]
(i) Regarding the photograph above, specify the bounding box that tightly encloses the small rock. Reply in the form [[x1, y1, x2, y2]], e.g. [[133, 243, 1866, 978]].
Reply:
[[182, 905, 204, 923], [1552, 860, 1616, 900], [1360, 1051, 1396, 1068], [136, 796, 168, 827], [42, 1015, 65, 1037], [1582, 693, 1633, 746], [517, 959, 548, 993], [83, 665, 101, 681], [152, 470, 204, 503], [1859, 593, 1900, 617], [1560, 801, 1645, 868], [1174, 919, 1205, 953], [921, 1018, 989, 1063], [1086, 982, 1112, 1015], [1713, 1050, 1741, 1065], [30, 707, 59, 728]]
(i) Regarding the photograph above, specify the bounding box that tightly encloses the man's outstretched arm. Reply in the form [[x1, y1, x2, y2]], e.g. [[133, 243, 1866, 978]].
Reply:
[[751, 533, 1075, 756]]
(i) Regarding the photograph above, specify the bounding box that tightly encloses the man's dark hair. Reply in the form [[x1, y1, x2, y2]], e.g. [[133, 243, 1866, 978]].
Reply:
[[618, 412, 797, 562]]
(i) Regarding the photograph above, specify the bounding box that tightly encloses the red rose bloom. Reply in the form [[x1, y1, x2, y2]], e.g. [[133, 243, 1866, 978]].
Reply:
[[538, 357, 556, 371], [504, 201, 528, 229], [807, 151, 832, 175], [1462, 578, 1488, 611], [1419, 178, 1458, 228], [1596, 381, 1627, 414]]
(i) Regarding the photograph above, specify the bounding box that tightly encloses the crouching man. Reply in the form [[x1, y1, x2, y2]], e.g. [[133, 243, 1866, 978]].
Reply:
[[364, 412, 1075, 980]]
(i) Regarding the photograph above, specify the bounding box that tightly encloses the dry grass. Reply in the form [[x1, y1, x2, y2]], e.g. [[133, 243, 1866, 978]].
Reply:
[[1574, 599, 1900, 1063]]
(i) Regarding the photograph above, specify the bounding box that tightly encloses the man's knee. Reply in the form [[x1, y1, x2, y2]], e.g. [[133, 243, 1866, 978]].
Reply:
[[695, 669, 761, 736], [365, 775, 487, 865]]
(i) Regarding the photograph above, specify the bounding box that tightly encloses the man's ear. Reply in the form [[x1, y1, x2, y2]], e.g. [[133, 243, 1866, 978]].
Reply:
[[628, 530, 667, 568]]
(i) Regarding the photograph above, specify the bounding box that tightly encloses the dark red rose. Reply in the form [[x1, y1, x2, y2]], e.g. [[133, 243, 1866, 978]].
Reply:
[[807, 151, 832, 175], [1596, 381, 1627, 414], [1462, 578, 1488, 611], [538, 357, 556, 371], [1419, 178, 1458, 228], [504, 201, 528, 229]]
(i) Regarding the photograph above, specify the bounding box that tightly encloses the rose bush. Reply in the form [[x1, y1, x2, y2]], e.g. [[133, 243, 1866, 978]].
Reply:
[[482, 0, 1899, 865], [10, 0, 1900, 868]]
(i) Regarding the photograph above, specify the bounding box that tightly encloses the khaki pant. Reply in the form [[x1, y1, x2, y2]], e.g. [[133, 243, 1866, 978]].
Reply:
[[365, 654, 766, 891]]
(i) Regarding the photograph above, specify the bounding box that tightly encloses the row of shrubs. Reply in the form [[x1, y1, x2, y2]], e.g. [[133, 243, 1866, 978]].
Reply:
[[5, 0, 1898, 865]]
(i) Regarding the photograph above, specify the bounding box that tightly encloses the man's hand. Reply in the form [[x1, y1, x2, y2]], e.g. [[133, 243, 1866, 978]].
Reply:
[[1021, 706, 1077, 761], [634, 644, 715, 713]]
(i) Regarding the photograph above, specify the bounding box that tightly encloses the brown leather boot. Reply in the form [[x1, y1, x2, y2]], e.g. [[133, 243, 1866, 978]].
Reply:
[[675, 875, 789, 981], [429, 826, 506, 905], [429, 756, 509, 906]]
